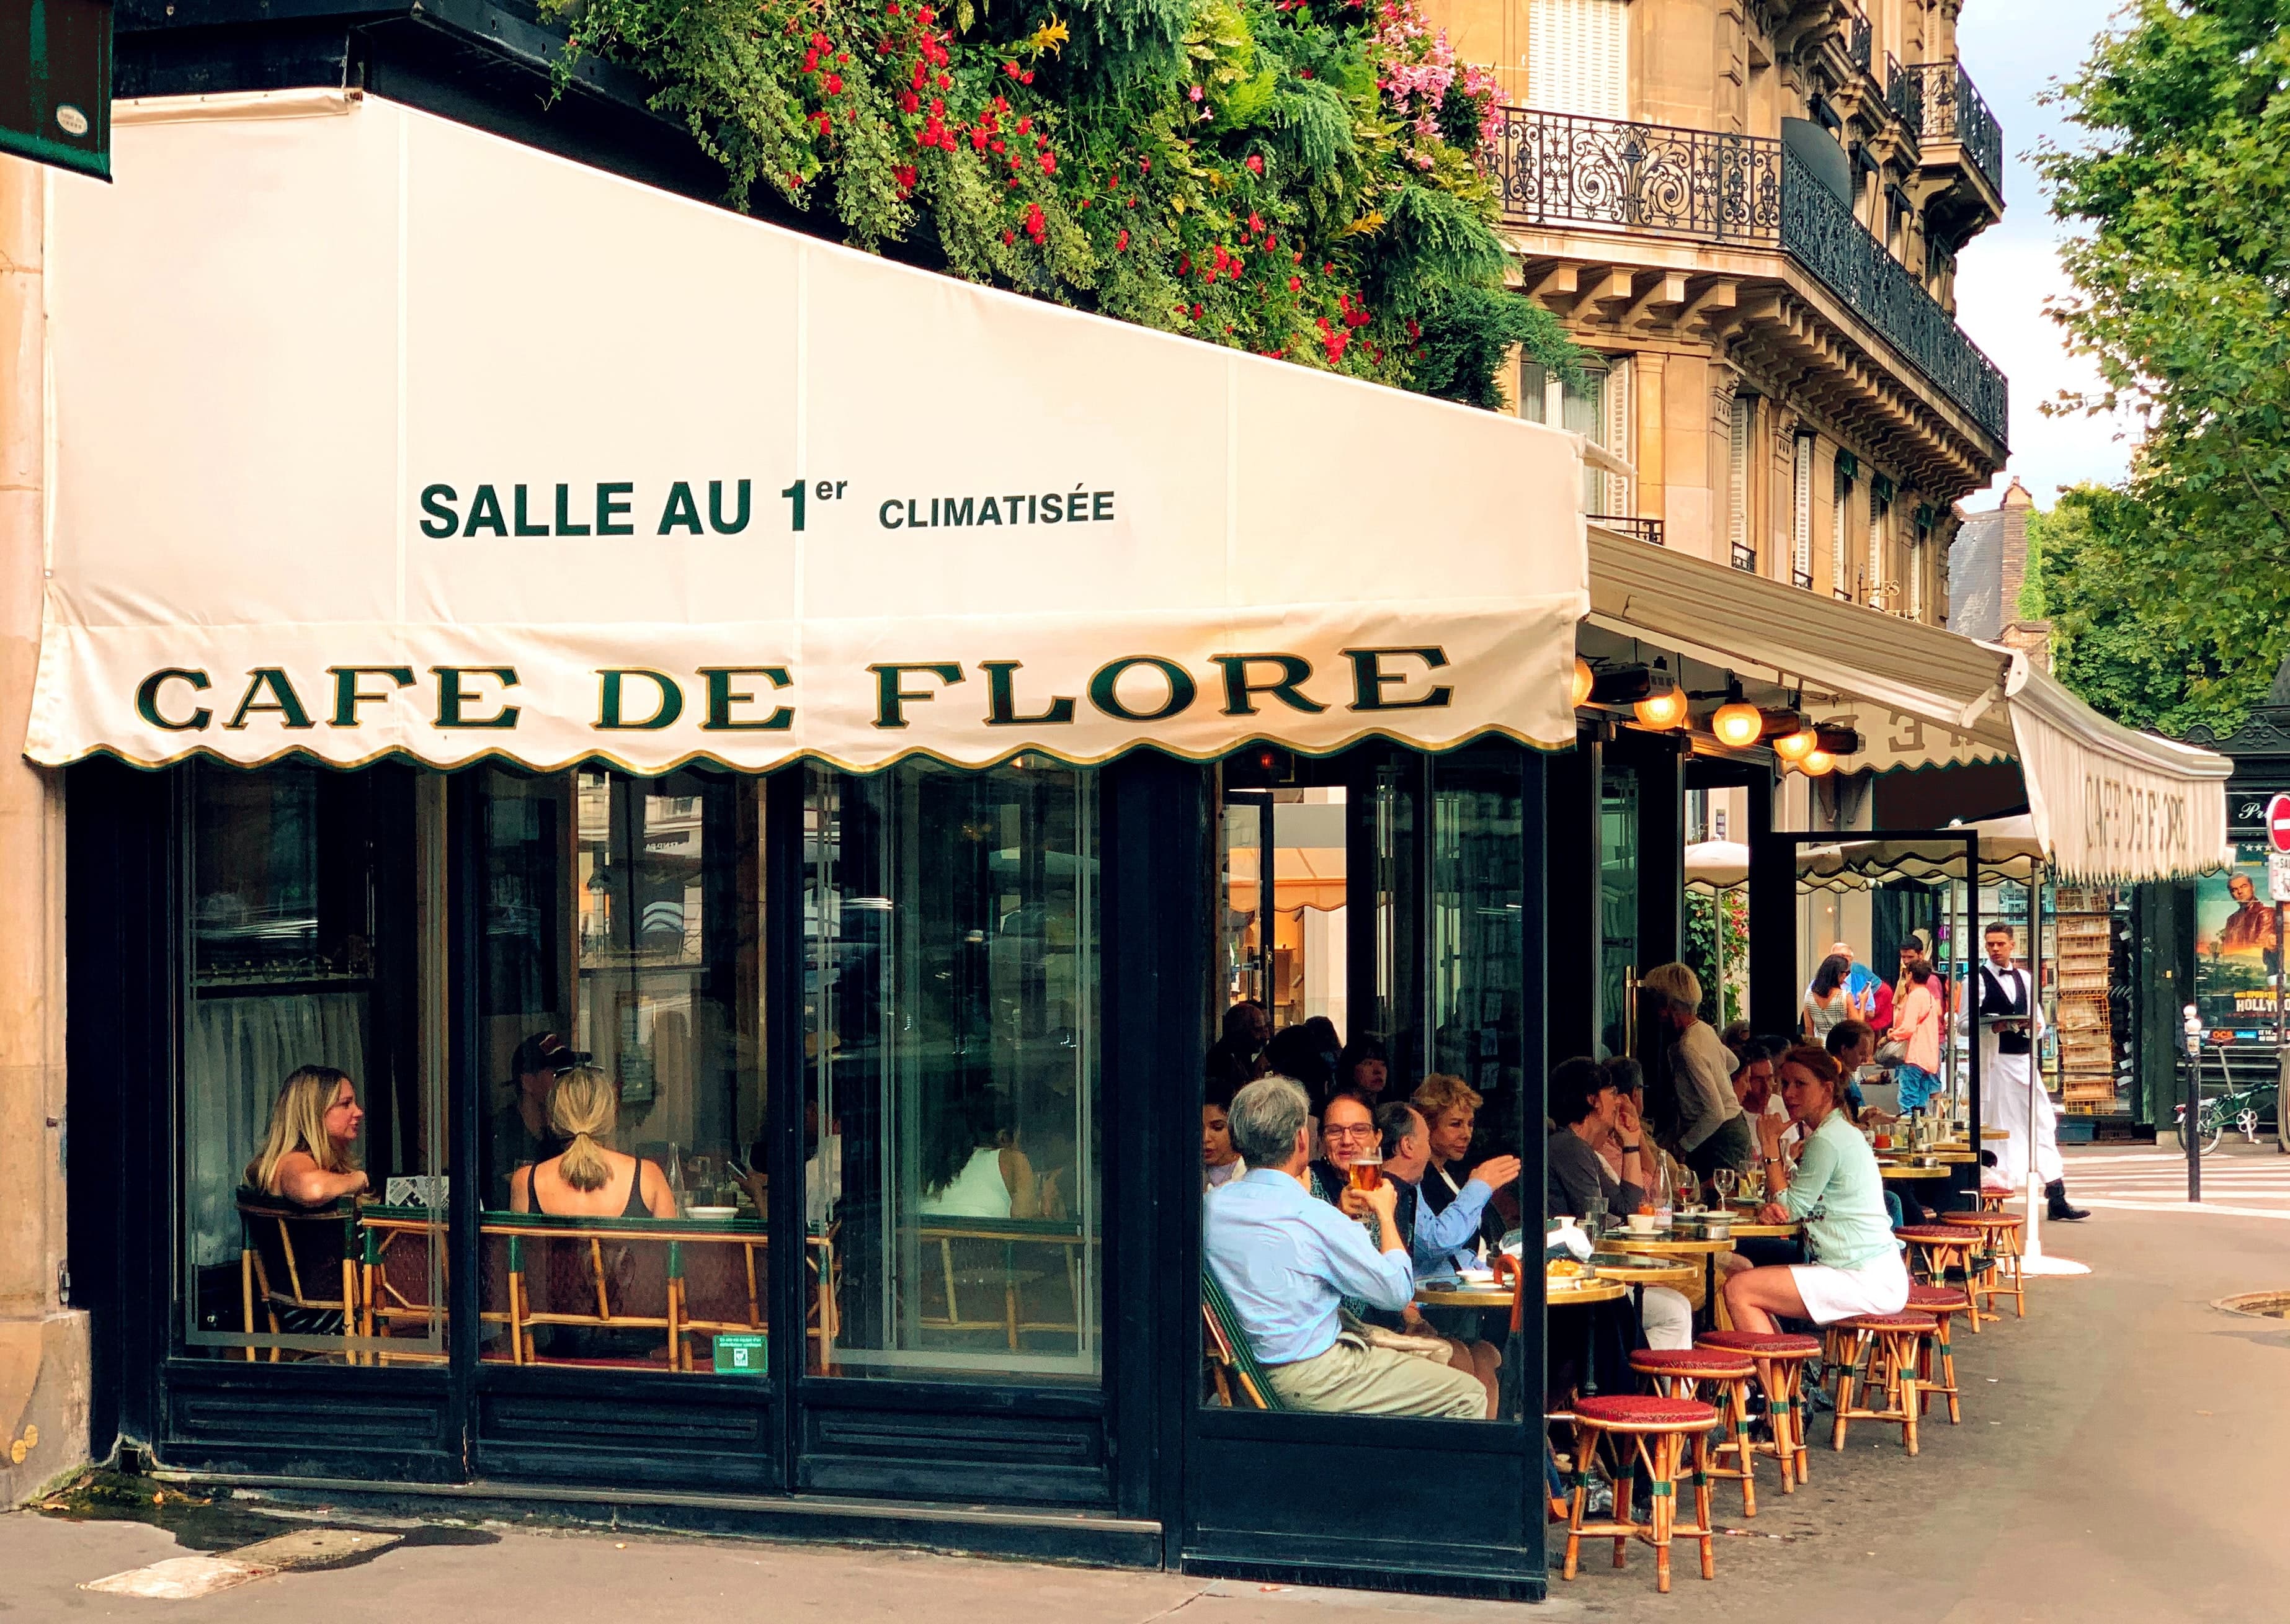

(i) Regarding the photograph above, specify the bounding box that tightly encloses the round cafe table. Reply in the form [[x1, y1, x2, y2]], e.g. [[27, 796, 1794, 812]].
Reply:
[[1418, 1277, 1628, 1398], [1726, 1220, 1801, 1239], [1589, 1257, 1698, 1290], [1879, 1164, 1953, 1182], [1603, 1234, 1736, 1328]]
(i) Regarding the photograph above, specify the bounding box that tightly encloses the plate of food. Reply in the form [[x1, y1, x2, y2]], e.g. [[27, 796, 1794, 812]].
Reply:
[[687, 1205, 739, 1220]]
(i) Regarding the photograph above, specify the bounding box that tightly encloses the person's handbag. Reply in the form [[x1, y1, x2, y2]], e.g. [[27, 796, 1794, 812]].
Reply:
[[1874, 1037, 1908, 1066]]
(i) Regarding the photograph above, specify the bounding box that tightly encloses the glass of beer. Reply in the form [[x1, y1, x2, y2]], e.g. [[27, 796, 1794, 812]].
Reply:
[[1348, 1156, 1383, 1193]]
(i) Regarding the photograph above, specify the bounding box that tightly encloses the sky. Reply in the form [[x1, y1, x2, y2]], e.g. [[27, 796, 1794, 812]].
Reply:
[[1951, 0, 2139, 512]]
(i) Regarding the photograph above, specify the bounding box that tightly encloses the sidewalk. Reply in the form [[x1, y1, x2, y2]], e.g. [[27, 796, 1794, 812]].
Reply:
[[6, 1202, 2286, 1622]]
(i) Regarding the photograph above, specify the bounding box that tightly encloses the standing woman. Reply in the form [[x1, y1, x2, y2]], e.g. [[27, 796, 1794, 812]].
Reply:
[[1801, 953, 1856, 1045], [1721, 1047, 1907, 1334], [246, 1065, 370, 1206], [1888, 961, 1945, 1115]]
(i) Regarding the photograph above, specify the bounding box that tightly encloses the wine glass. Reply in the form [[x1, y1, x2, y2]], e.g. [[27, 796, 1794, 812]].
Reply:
[[1713, 1167, 1739, 1208]]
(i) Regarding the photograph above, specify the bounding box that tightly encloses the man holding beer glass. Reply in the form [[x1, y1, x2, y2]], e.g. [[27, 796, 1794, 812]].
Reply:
[[1204, 1077, 1489, 1418]]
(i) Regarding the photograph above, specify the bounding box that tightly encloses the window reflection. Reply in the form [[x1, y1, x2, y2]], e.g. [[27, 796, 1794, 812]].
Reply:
[[474, 766, 768, 1376], [804, 759, 1101, 1383]]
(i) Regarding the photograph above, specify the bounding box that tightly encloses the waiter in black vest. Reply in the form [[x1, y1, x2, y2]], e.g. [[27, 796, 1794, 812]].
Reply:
[[1962, 922, 2087, 1221]]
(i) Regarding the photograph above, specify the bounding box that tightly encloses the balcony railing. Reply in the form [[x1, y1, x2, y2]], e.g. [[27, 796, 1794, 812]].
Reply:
[[1847, 10, 1872, 74], [1491, 106, 2008, 442], [1592, 514, 1665, 546], [1904, 60, 2003, 197], [1884, 53, 1923, 130]]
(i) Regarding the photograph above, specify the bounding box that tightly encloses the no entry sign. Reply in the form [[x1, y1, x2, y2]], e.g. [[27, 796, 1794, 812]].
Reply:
[[2269, 793, 2290, 854]]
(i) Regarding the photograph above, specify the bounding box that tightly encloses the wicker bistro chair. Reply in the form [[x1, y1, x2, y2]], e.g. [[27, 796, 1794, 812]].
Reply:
[[359, 1208, 448, 1365], [1629, 1347, 1762, 1517], [236, 1191, 361, 1363], [1697, 1330, 1822, 1491], [1894, 1226, 1987, 1332], [1201, 1266, 1286, 1411], [917, 1219, 1087, 1354], [1905, 1283, 1969, 1424], [1561, 1394, 1721, 1594], [1941, 1210, 2027, 1320], [484, 1215, 680, 1368], [1827, 1311, 1938, 1455]]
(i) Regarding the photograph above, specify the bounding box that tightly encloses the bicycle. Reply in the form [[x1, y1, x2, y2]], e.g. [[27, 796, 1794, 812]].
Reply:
[[2173, 1045, 2279, 1155]]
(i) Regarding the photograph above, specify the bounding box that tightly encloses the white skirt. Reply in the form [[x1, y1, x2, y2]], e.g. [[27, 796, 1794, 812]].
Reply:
[[1788, 1249, 1910, 1324]]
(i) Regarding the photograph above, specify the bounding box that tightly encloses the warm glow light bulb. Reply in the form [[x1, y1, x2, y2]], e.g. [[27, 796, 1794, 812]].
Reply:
[[1633, 687, 1688, 729], [1711, 700, 1763, 749], [1799, 748, 1836, 776], [1571, 657, 1595, 709], [1773, 726, 1819, 762]]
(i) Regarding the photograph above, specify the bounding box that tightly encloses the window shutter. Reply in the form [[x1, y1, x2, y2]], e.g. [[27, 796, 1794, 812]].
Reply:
[[1530, 0, 1630, 118], [1791, 434, 1814, 586], [1830, 461, 1853, 597], [1727, 392, 1755, 569], [1605, 356, 1634, 514]]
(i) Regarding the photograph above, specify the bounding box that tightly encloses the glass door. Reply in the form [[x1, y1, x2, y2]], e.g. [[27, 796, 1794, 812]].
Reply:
[[1598, 764, 1641, 1061]]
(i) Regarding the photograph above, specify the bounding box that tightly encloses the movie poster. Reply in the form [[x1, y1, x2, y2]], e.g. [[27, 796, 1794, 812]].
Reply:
[[2195, 844, 2281, 1037]]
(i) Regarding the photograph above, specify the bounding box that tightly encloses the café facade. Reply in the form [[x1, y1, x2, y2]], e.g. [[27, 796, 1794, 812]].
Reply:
[[27, 89, 2231, 1601]]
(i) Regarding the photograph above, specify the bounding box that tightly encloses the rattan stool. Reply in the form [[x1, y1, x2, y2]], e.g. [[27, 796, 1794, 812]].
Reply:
[[1698, 1329, 1822, 1491], [1943, 1210, 2026, 1319], [1563, 1394, 1720, 1593], [1631, 1347, 1760, 1516], [1829, 1311, 1936, 1455], [1904, 1283, 1968, 1424], [1894, 1226, 1987, 1332], [1977, 1184, 2012, 1213]]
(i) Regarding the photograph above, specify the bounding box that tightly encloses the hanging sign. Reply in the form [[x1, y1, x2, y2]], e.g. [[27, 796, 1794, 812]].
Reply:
[[0, 0, 110, 182]]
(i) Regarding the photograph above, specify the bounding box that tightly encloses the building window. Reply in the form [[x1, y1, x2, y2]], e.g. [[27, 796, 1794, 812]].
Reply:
[[1831, 455, 1856, 599], [1791, 433, 1815, 589], [474, 765, 768, 1375], [183, 762, 442, 1365], [1528, 0, 1629, 117], [1727, 391, 1757, 572], [806, 759, 1103, 1385], [1867, 478, 1894, 610], [1523, 355, 1632, 517]]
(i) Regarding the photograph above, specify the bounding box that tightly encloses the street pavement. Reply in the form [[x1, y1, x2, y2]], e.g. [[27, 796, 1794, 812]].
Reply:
[[3, 1159, 2286, 1622], [2057, 1138, 2290, 1221]]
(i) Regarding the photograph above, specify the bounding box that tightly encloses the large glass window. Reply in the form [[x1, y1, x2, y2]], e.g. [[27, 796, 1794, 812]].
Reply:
[[183, 762, 442, 1363], [473, 766, 767, 1376], [804, 759, 1102, 1384]]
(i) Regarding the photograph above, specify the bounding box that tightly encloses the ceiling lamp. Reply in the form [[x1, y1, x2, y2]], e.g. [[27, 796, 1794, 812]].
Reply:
[[1571, 657, 1595, 709], [1710, 683, 1763, 749], [1799, 747, 1837, 776], [1772, 724, 1820, 762], [1632, 659, 1688, 729], [1814, 723, 1863, 757]]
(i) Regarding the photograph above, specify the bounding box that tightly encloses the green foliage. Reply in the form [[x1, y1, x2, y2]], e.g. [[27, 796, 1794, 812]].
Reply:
[[1683, 890, 1747, 1028], [2023, 486, 2262, 737], [539, 0, 1575, 406], [2039, 0, 2290, 735]]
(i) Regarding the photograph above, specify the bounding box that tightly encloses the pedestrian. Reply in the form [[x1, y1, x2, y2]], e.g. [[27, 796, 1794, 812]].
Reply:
[[1961, 922, 2087, 1221], [1640, 961, 1758, 1189]]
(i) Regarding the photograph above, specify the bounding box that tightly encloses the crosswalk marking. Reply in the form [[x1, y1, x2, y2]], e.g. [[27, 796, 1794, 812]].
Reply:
[[2057, 1141, 2290, 1221]]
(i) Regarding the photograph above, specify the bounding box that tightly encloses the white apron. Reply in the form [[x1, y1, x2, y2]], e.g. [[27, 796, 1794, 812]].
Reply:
[[1972, 964, 2063, 1188]]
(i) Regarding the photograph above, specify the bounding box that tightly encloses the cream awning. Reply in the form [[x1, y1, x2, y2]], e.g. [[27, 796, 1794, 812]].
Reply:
[[25, 91, 1588, 776], [1588, 527, 2232, 883]]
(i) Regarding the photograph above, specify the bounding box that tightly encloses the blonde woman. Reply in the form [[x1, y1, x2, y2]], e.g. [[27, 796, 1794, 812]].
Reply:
[[509, 1066, 676, 1219], [245, 1065, 370, 1207], [1409, 1073, 1484, 1218]]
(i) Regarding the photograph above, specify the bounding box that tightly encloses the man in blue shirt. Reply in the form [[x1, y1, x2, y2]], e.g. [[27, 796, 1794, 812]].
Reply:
[[1203, 1077, 1488, 1418]]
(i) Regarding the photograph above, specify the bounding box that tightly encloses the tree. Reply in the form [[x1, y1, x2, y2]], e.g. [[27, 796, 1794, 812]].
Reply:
[[2023, 486, 2252, 736], [2039, 0, 2290, 734], [543, 0, 1577, 411]]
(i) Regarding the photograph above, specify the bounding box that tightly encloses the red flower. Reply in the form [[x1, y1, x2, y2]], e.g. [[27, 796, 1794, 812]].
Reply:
[[1264, 233, 1277, 249], [900, 90, 920, 113], [825, 73, 844, 94], [1116, 229, 1129, 251], [1003, 229, 1017, 244], [1246, 154, 1264, 174], [1016, 115, 1032, 135], [1247, 212, 1263, 234], [1287, 275, 1301, 292], [1190, 304, 1204, 320], [1025, 202, 1046, 241], [937, 72, 951, 89], [1039, 151, 1056, 174]]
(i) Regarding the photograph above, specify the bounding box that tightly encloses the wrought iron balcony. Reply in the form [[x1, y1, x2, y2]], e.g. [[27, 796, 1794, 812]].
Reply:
[[1884, 53, 1922, 130], [1847, 10, 1872, 74], [1592, 514, 1665, 546], [1490, 106, 2008, 444], [1904, 60, 2003, 197]]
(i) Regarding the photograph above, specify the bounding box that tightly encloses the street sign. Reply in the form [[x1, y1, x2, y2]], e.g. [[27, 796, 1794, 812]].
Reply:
[[0, 0, 110, 182], [2269, 792, 2290, 854], [2272, 852, 2290, 905]]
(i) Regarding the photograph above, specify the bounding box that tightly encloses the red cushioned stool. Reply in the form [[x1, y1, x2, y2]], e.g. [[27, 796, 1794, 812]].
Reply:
[[1700, 1329, 1822, 1491], [1894, 1226, 1987, 1332], [1943, 1210, 2026, 1320], [1829, 1311, 1938, 1455], [1563, 1393, 1720, 1593], [1629, 1347, 1761, 1517], [1905, 1283, 1969, 1424]]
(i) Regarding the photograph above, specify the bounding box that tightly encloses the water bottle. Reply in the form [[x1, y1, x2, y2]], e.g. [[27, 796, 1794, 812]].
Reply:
[[1651, 1153, 1673, 1233], [667, 1141, 687, 1215]]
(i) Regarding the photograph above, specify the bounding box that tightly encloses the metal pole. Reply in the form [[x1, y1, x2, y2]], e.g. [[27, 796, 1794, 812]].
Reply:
[[2023, 867, 2046, 1261], [2276, 902, 2288, 1155], [2185, 1007, 2203, 1205]]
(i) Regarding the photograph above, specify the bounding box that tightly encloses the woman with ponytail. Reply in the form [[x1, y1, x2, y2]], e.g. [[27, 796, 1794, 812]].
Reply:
[[508, 1066, 676, 1219]]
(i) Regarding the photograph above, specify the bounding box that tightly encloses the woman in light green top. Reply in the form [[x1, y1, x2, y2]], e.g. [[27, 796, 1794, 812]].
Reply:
[[1721, 1046, 1908, 1333]]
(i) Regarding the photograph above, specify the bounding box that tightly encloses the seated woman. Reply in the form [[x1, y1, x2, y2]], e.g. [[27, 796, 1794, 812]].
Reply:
[[508, 1066, 677, 1220], [1411, 1072, 1484, 1217], [245, 1064, 370, 1207], [1721, 1046, 1909, 1335], [1543, 1058, 1691, 1350], [1202, 1082, 1246, 1190], [918, 1095, 1044, 1220]]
